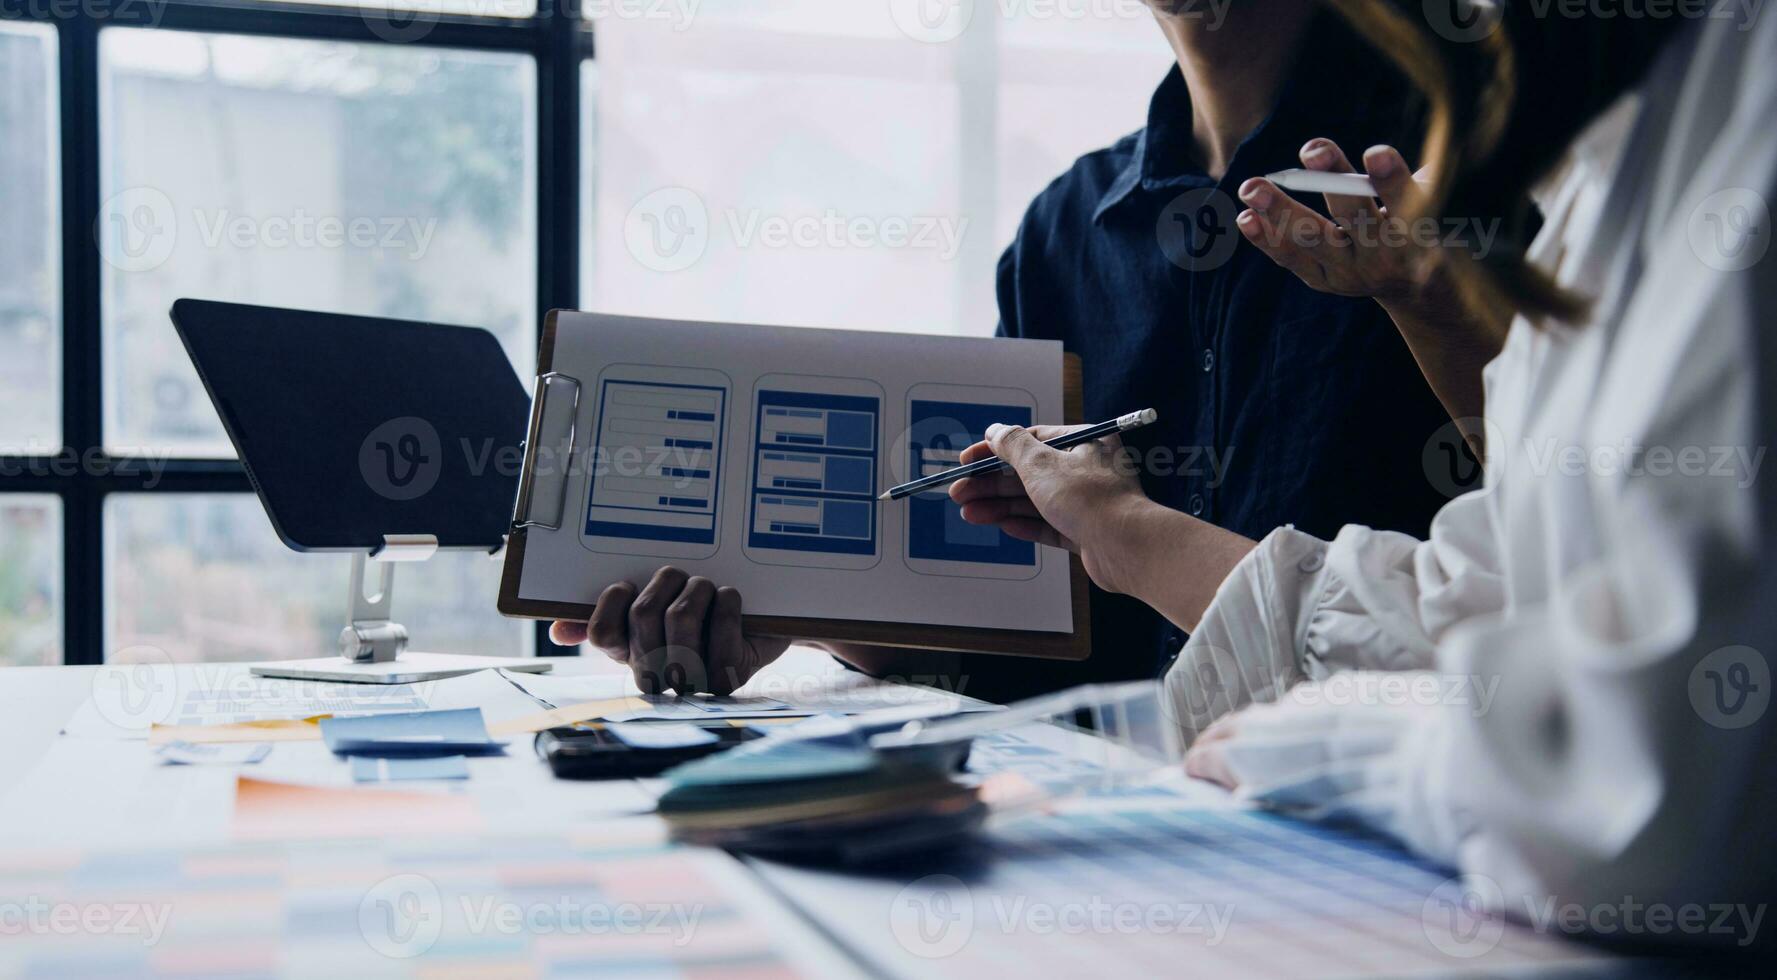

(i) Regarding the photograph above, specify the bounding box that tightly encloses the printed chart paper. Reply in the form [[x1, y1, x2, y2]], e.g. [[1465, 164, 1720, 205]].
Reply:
[[516, 314, 1072, 632]]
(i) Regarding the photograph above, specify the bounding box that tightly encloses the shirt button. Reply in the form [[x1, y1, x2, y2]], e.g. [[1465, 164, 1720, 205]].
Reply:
[[1164, 631, 1185, 654], [1298, 551, 1325, 574], [1189, 493, 1206, 516], [1201, 349, 1215, 372]]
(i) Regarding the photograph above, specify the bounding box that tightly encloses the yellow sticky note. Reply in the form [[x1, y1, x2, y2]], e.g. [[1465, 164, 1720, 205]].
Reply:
[[148, 716, 328, 747], [487, 697, 653, 737]]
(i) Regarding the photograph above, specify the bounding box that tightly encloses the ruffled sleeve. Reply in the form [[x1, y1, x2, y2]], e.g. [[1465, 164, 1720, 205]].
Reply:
[[1164, 489, 1504, 742]]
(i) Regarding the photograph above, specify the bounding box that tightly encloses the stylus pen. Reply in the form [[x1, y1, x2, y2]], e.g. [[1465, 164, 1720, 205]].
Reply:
[[879, 409, 1159, 502], [1263, 168, 1379, 197]]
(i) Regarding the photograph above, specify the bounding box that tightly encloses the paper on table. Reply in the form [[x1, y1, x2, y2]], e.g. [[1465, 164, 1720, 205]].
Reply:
[[495, 670, 635, 706], [232, 776, 483, 840], [499, 666, 975, 721], [515, 313, 1072, 633], [491, 696, 814, 736], [0, 831, 867, 978], [158, 741, 271, 766], [489, 698, 647, 736], [351, 755, 471, 782], [63, 666, 429, 740], [498, 667, 789, 716]]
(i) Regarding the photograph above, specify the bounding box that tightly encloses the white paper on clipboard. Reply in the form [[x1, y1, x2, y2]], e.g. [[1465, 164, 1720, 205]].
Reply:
[[510, 313, 1073, 634]]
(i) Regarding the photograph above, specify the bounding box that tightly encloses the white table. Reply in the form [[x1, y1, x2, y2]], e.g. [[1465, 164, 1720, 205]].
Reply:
[[0, 653, 1638, 978]]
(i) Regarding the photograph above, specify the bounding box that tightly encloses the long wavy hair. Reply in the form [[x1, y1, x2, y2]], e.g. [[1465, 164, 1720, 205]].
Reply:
[[1320, 0, 1681, 326]]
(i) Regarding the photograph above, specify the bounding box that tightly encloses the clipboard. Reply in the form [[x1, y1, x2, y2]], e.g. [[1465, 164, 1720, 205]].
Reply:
[[498, 312, 1091, 661]]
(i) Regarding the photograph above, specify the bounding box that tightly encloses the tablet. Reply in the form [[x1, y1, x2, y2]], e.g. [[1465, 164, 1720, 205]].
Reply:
[[170, 299, 529, 552]]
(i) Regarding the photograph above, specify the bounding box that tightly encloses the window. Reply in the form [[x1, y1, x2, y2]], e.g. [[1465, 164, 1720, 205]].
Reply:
[[0, 21, 60, 455], [7, 1, 1161, 666], [107, 495, 514, 662], [100, 30, 538, 456], [580, 3, 1166, 332], [0, 497, 62, 666], [7, 4, 569, 665]]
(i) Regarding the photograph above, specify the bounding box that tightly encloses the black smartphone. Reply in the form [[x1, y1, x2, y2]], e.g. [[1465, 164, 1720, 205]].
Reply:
[[535, 725, 764, 780]]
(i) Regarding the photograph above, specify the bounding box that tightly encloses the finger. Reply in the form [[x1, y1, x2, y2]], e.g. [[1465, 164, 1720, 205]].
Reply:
[[628, 567, 688, 692], [1236, 208, 1337, 291], [1361, 144, 1424, 219], [586, 581, 639, 660], [662, 576, 716, 695], [984, 424, 1055, 474], [1195, 715, 1240, 745], [956, 425, 1078, 466], [1067, 430, 1125, 463], [957, 497, 1045, 526], [1298, 138, 1377, 231], [1184, 741, 1239, 789], [948, 470, 1027, 505], [1237, 179, 1347, 262], [706, 587, 753, 696], [549, 620, 589, 647], [957, 439, 995, 465]]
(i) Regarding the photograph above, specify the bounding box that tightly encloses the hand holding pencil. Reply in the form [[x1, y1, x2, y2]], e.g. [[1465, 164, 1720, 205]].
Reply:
[[881, 409, 1157, 501], [945, 415, 1162, 597]]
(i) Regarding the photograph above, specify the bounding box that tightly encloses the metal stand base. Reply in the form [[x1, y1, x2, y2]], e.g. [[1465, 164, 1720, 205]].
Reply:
[[244, 537, 552, 685]]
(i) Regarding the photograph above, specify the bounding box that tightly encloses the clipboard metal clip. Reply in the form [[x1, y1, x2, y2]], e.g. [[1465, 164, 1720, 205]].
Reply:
[[512, 371, 583, 532]]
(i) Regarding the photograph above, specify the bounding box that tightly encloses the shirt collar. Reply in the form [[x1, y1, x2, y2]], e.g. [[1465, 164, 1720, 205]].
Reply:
[[1093, 19, 1397, 224]]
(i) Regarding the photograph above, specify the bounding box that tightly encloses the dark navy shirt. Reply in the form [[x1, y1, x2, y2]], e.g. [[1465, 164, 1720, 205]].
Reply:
[[956, 30, 1452, 703]]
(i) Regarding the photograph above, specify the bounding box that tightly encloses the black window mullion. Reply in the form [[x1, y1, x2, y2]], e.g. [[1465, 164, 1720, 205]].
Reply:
[[58, 12, 103, 665], [534, 0, 583, 656]]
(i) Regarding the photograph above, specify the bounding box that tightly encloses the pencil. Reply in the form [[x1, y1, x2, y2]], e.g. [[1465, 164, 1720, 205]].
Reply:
[[879, 409, 1158, 501]]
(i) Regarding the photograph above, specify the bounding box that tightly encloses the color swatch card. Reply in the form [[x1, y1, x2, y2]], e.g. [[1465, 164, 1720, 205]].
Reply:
[[0, 832, 862, 977], [320, 708, 505, 757]]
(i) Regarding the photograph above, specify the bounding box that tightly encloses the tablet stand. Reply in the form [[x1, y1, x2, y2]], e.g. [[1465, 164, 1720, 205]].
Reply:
[[249, 535, 553, 685], [169, 300, 554, 686]]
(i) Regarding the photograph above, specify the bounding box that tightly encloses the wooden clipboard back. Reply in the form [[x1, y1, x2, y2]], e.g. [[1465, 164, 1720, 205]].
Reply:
[[498, 312, 1091, 662]]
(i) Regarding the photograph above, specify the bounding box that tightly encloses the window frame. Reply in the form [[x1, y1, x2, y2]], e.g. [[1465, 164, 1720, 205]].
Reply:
[[0, 1, 587, 663]]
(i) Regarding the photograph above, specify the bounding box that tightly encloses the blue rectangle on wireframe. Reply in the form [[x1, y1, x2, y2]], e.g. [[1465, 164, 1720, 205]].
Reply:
[[665, 497, 706, 509], [588, 521, 713, 543], [822, 501, 870, 539], [823, 456, 871, 494], [824, 411, 873, 450], [676, 411, 715, 422], [907, 399, 1035, 567]]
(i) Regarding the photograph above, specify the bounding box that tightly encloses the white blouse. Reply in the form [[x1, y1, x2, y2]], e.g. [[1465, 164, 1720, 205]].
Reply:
[[1166, 14, 1777, 925]]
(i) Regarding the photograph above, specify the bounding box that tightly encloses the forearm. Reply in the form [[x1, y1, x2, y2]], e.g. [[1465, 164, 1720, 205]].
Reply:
[[1101, 499, 1258, 635], [814, 642, 962, 681], [1378, 272, 1510, 453]]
